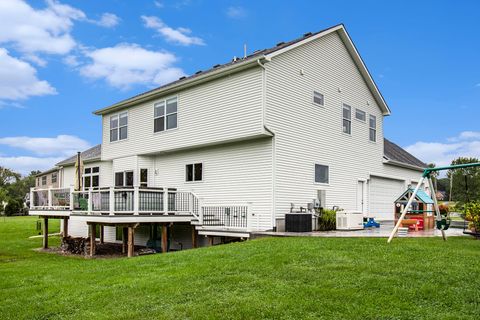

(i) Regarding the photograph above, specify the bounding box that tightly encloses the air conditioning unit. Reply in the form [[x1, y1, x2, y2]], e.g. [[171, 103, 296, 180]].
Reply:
[[336, 211, 364, 230]]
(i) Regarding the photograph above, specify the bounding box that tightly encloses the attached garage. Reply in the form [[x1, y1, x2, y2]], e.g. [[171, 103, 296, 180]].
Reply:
[[369, 176, 405, 220]]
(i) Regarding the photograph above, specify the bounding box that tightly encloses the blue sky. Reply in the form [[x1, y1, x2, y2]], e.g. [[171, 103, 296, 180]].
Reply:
[[0, 0, 479, 174]]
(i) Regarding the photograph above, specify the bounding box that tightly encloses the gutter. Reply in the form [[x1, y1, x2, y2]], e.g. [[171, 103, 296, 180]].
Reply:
[[93, 56, 269, 115], [383, 158, 425, 172]]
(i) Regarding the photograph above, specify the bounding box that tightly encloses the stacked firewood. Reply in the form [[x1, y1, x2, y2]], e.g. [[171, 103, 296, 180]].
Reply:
[[61, 236, 90, 255]]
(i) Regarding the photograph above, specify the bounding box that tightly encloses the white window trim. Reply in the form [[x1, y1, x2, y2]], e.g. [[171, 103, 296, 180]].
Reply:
[[115, 170, 134, 187], [355, 108, 366, 123], [314, 163, 330, 185], [369, 114, 377, 142], [185, 162, 204, 183], [313, 91, 325, 107], [139, 168, 148, 188], [342, 103, 352, 135], [110, 111, 128, 143], [83, 166, 100, 190], [154, 95, 178, 134]]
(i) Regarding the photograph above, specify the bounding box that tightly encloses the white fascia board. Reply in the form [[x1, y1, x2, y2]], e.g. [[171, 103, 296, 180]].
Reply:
[[93, 57, 266, 116]]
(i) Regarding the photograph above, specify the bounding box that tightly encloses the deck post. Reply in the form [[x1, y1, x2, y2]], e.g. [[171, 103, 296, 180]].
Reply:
[[208, 236, 214, 246], [161, 224, 168, 253], [192, 226, 198, 248], [69, 186, 74, 210], [87, 188, 93, 214], [90, 223, 96, 256], [127, 226, 134, 257], [47, 187, 52, 208], [122, 227, 128, 254], [62, 217, 68, 238], [29, 188, 34, 209], [42, 217, 48, 249], [163, 187, 169, 214], [133, 186, 139, 215], [100, 225, 104, 244], [109, 187, 115, 215]]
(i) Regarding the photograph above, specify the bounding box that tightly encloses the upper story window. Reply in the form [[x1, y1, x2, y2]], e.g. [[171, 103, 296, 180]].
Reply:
[[342, 104, 351, 134], [83, 167, 99, 189], [110, 112, 128, 142], [186, 163, 203, 182], [313, 91, 324, 106], [51, 173, 57, 184], [41, 176, 47, 186], [315, 164, 329, 184], [369, 115, 377, 142], [355, 109, 366, 122], [154, 97, 178, 133]]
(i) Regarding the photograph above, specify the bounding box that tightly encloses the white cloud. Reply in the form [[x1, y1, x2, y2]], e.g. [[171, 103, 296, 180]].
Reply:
[[0, 48, 56, 100], [405, 131, 480, 167], [62, 54, 81, 67], [79, 43, 185, 89], [0, 156, 64, 175], [92, 13, 120, 28], [0, 135, 91, 157], [154, 1, 164, 8], [141, 15, 205, 46], [226, 6, 247, 19], [0, 0, 84, 55]]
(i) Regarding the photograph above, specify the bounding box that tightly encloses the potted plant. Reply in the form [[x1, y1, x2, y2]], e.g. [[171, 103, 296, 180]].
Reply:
[[464, 201, 480, 233]]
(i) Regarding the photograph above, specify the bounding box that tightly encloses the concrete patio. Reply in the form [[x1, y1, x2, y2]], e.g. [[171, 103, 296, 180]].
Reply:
[[253, 221, 468, 238]]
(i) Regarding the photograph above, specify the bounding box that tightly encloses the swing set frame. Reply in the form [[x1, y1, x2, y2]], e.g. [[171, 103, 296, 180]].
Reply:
[[387, 162, 480, 243]]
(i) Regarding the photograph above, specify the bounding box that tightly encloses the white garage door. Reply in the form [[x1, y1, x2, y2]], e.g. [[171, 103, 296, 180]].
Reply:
[[369, 177, 405, 220]]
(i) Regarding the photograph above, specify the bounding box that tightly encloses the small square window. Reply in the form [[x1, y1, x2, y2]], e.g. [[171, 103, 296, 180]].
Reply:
[[355, 109, 366, 122], [186, 163, 202, 182], [313, 91, 324, 106], [315, 164, 329, 184]]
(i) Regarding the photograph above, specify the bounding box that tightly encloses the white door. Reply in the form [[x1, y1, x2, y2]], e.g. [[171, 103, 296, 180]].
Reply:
[[369, 177, 405, 220], [356, 180, 365, 214]]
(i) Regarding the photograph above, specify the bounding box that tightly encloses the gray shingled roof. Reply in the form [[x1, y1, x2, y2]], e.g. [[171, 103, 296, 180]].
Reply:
[[384, 138, 426, 168], [94, 24, 344, 114], [56, 144, 101, 166]]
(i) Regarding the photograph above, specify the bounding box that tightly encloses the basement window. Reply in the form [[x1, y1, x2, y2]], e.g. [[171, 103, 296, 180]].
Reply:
[[313, 91, 324, 106], [315, 164, 329, 184], [369, 115, 377, 142], [342, 104, 351, 134], [186, 163, 203, 182]]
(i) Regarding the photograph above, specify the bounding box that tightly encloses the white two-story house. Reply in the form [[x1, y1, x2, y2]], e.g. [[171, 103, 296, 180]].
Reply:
[[30, 24, 426, 256]]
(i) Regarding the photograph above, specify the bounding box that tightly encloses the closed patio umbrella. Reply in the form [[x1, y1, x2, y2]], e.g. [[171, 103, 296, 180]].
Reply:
[[74, 152, 84, 191]]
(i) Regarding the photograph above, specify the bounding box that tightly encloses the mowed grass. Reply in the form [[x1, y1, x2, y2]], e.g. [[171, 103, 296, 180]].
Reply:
[[1, 217, 480, 320]]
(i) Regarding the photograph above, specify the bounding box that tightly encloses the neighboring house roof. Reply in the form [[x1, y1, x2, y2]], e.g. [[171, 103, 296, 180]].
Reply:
[[56, 144, 102, 166], [384, 138, 426, 170], [36, 167, 59, 177], [94, 24, 390, 116]]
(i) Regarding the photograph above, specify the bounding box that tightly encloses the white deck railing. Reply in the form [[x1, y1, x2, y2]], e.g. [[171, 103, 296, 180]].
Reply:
[[30, 187, 253, 230]]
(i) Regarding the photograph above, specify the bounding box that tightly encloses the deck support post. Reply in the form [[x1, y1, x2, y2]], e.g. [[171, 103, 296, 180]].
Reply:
[[100, 225, 104, 244], [122, 227, 128, 254], [42, 217, 48, 249], [192, 226, 198, 248], [127, 226, 134, 258], [62, 217, 68, 238], [90, 223, 96, 257], [208, 236, 214, 246], [161, 224, 168, 253]]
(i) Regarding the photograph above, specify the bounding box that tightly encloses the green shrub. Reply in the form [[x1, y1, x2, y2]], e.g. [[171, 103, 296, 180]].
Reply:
[[4, 199, 22, 216], [317, 209, 336, 231], [464, 201, 480, 231]]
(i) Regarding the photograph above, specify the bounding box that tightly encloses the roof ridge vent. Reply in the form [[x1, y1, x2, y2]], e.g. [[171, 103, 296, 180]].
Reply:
[[232, 56, 238, 62], [303, 32, 313, 37], [195, 70, 202, 74], [179, 76, 186, 80], [213, 64, 221, 68], [276, 41, 285, 47]]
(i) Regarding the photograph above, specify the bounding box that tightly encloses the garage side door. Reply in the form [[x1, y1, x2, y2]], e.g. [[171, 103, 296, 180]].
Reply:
[[369, 177, 405, 220]]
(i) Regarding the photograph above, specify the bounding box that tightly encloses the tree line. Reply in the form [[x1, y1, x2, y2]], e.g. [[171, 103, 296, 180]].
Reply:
[[0, 167, 40, 216]]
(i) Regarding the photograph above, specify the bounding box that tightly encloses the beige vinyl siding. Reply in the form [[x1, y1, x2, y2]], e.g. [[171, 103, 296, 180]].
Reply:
[[265, 30, 421, 221], [101, 67, 265, 161], [60, 161, 113, 188], [153, 139, 273, 230]]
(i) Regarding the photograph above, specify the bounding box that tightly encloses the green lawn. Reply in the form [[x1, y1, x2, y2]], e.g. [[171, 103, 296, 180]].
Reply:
[[1, 217, 480, 320]]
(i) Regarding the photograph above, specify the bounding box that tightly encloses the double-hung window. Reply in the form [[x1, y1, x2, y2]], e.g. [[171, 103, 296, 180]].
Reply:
[[83, 167, 100, 189], [41, 176, 47, 186], [369, 115, 377, 142], [315, 164, 329, 184], [51, 173, 57, 184], [115, 171, 134, 187], [186, 163, 203, 182], [154, 97, 178, 132], [110, 112, 128, 142], [342, 104, 352, 134]]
